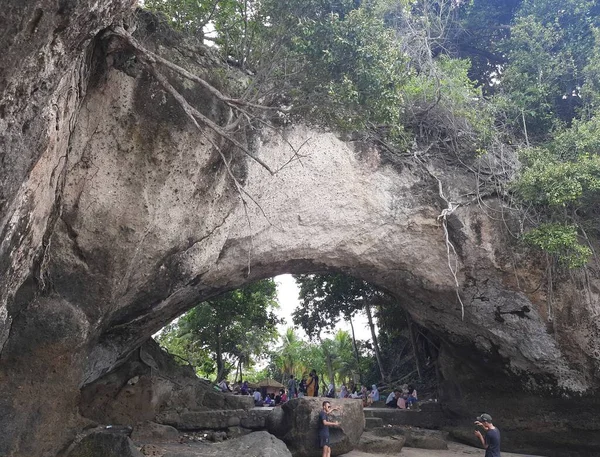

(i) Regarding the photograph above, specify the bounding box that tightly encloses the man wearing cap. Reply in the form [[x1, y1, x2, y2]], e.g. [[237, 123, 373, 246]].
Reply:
[[474, 413, 501, 457]]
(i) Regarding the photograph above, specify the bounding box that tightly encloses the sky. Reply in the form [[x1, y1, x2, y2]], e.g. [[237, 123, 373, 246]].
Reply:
[[274, 274, 373, 342]]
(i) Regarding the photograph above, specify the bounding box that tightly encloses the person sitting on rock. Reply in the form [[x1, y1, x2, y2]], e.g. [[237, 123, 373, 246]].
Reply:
[[406, 387, 418, 408], [397, 394, 407, 409], [360, 386, 369, 407], [218, 379, 230, 392], [253, 389, 263, 406], [240, 380, 249, 395], [319, 401, 341, 457], [280, 388, 288, 403], [339, 384, 348, 399], [367, 384, 379, 406], [386, 390, 399, 408], [326, 383, 335, 398]]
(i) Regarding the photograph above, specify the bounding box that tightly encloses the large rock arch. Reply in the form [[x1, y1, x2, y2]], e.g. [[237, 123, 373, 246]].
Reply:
[[1, 3, 599, 456]]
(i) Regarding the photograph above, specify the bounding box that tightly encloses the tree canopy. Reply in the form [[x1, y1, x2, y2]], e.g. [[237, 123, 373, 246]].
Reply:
[[143, 0, 600, 287], [157, 279, 281, 380]]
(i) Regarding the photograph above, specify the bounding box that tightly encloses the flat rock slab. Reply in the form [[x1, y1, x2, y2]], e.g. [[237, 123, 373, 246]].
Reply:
[[241, 408, 274, 430], [158, 409, 246, 430], [66, 430, 143, 457], [363, 408, 447, 429], [364, 417, 384, 430], [371, 426, 448, 449], [154, 431, 291, 457], [356, 432, 406, 454], [132, 421, 180, 444]]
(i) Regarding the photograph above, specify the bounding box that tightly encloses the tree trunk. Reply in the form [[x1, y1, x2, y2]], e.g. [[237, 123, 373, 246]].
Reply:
[[365, 304, 386, 382], [348, 314, 363, 383], [405, 310, 422, 381], [216, 325, 224, 381], [319, 336, 335, 392]]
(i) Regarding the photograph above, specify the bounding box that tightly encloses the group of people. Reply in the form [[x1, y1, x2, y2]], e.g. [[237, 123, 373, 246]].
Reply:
[[337, 383, 379, 407], [290, 370, 321, 397], [385, 384, 418, 409], [225, 377, 500, 457], [252, 388, 288, 406]]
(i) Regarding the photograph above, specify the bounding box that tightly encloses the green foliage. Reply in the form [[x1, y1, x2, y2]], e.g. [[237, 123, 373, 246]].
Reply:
[[157, 279, 281, 380], [268, 328, 365, 387], [292, 273, 382, 337], [522, 223, 591, 268], [144, 0, 219, 34], [495, 0, 600, 135], [269, 3, 408, 142], [515, 147, 600, 206]]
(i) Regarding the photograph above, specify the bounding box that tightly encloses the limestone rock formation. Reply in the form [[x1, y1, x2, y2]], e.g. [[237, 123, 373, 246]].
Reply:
[[66, 429, 142, 457], [356, 432, 406, 454], [267, 398, 364, 457], [80, 339, 252, 426], [371, 426, 449, 450], [131, 422, 180, 445], [159, 431, 292, 457], [1, 3, 600, 457]]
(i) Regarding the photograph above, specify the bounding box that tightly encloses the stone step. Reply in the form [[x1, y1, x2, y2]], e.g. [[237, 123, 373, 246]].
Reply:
[[364, 416, 384, 430], [158, 409, 248, 430], [362, 406, 448, 429]]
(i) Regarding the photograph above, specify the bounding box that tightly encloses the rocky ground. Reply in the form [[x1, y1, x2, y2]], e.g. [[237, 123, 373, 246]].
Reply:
[[343, 442, 546, 457]]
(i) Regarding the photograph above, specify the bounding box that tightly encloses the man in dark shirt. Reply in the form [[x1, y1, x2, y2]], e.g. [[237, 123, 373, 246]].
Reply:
[[319, 401, 341, 457], [474, 413, 501, 457]]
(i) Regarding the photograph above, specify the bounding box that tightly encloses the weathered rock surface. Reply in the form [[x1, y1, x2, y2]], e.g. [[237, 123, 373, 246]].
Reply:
[[356, 432, 406, 454], [372, 426, 449, 450], [66, 429, 143, 457], [1, 5, 600, 457], [159, 431, 291, 457], [267, 398, 364, 457], [131, 421, 180, 444], [81, 339, 251, 426], [159, 409, 245, 430]]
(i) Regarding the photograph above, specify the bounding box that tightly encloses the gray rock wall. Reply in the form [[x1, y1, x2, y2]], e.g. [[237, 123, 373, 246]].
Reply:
[[0, 5, 599, 457]]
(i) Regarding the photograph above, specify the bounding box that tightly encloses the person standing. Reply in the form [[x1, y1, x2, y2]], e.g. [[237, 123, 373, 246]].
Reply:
[[319, 401, 341, 457], [288, 374, 297, 399], [474, 413, 501, 457], [307, 370, 316, 397]]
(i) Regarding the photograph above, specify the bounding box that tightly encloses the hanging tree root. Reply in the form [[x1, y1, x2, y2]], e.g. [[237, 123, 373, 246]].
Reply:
[[104, 26, 313, 274], [108, 25, 276, 175], [413, 150, 466, 320]]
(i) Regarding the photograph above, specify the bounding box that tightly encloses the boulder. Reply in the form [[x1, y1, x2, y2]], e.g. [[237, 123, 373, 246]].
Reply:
[[66, 430, 143, 457], [158, 409, 245, 430], [267, 398, 364, 457], [131, 421, 180, 444], [372, 425, 448, 450], [364, 416, 384, 430], [160, 431, 291, 457], [356, 432, 406, 454], [241, 408, 273, 430]]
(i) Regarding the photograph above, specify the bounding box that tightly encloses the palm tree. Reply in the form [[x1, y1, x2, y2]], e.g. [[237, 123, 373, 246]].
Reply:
[[276, 327, 303, 379]]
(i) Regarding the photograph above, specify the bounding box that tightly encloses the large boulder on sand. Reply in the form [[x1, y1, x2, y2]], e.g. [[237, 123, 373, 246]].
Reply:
[[267, 397, 364, 457], [160, 431, 291, 457], [357, 432, 406, 454]]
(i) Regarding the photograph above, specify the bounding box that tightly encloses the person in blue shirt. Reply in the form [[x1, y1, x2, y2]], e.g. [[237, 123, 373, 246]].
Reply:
[[318, 401, 341, 457], [474, 413, 501, 457]]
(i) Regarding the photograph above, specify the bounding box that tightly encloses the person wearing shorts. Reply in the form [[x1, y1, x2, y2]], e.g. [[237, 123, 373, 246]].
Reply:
[[318, 401, 341, 457]]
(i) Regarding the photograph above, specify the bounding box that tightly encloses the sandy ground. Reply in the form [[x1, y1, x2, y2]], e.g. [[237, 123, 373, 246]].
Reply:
[[341, 442, 546, 457]]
